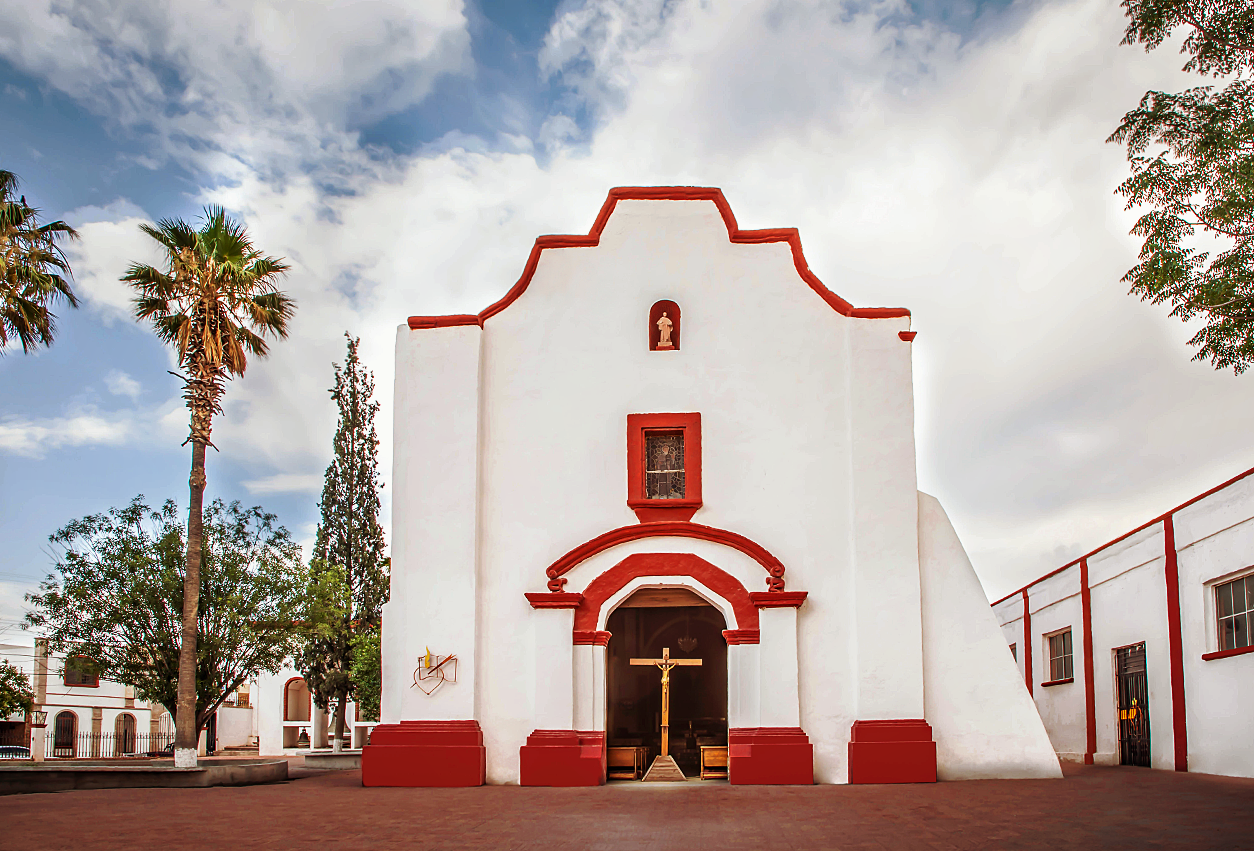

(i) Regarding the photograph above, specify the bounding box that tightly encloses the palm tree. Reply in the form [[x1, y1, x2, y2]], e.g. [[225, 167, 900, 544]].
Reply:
[[124, 206, 294, 768], [0, 169, 79, 353]]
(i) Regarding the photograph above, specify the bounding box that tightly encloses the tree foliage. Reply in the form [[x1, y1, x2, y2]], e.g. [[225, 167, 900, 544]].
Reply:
[[350, 626, 381, 723], [1110, 0, 1254, 371], [0, 169, 79, 353], [296, 335, 389, 746], [0, 658, 34, 719], [25, 496, 305, 733]]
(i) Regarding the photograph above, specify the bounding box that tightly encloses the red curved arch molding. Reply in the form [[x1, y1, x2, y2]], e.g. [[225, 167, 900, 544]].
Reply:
[[407, 186, 911, 330], [543, 520, 787, 592], [574, 552, 759, 636]]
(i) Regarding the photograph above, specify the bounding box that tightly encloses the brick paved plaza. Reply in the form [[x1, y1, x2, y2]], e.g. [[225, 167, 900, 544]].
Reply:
[[5, 763, 1251, 850]]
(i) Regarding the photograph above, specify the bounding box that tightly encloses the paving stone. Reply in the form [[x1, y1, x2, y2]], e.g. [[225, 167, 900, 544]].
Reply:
[[4, 763, 1252, 850]]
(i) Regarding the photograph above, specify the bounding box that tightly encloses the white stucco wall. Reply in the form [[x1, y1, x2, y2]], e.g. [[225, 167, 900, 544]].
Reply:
[[918, 495, 1060, 780], [992, 467, 1254, 780], [387, 195, 1051, 784]]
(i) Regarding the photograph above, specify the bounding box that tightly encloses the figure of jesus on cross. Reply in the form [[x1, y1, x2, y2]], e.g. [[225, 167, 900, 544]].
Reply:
[[630, 646, 701, 781]]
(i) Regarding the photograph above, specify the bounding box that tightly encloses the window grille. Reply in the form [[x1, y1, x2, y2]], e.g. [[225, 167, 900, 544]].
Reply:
[[1216, 575, 1253, 651], [645, 432, 685, 499], [1048, 630, 1073, 681]]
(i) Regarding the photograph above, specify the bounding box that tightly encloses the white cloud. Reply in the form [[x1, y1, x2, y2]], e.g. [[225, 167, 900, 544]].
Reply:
[[0, 410, 132, 458], [104, 369, 141, 400], [242, 472, 324, 495], [64, 200, 159, 324]]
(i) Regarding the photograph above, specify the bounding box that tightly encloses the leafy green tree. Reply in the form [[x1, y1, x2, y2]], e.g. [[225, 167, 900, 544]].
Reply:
[[350, 626, 382, 724], [0, 659, 34, 719], [296, 335, 389, 751], [25, 496, 305, 737], [1110, 0, 1254, 371], [0, 169, 79, 353], [123, 206, 294, 766]]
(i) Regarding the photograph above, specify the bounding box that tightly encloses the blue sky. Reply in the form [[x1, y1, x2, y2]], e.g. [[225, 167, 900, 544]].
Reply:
[[3, 0, 1252, 642]]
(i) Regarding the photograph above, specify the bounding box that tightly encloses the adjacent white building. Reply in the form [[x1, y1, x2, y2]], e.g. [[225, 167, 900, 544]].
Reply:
[[1, 640, 165, 757], [366, 186, 1062, 786], [993, 466, 1254, 779]]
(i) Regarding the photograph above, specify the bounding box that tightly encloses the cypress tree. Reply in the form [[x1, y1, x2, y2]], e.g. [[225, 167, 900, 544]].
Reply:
[[297, 334, 389, 751]]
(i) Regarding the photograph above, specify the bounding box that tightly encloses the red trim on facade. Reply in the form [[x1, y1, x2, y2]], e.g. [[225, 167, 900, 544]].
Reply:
[[1022, 590, 1033, 697], [721, 629, 761, 645], [407, 314, 482, 330], [626, 413, 702, 523], [991, 463, 1254, 606], [525, 592, 584, 609], [1201, 644, 1254, 661], [1040, 677, 1074, 688], [1080, 559, 1097, 765], [649, 300, 681, 351], [543, 521, 788, 592], [847, 720, 937, 784], [361, 721, 486, 787], [519, 730, 606, 786], [573, 630, 612, 646], [573, 552, 760, 636], [898, 331, 917, 341], [728, 727, 814, 784], [405, 187, 910, 331], [749, 591, 807, 608], [1163, 516, 1189, 772]]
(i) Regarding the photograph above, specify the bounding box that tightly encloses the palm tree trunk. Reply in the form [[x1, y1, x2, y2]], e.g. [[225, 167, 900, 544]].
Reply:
[[174, 439, 207, 768]]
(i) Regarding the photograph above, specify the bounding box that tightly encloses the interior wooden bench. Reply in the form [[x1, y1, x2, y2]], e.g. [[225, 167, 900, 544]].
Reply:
[[607, 745, 648, 781], [699, 745, 728, 780]]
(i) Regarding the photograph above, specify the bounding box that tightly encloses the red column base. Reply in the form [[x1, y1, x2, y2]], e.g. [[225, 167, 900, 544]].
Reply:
[[520, 730, 606, 786], [847, 719, 937, 784], [728, 727, 813, 784], [361, 720, 486, 787]]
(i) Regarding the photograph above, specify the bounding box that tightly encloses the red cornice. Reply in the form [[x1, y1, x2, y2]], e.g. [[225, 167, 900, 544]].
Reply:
[[407, 186, 910, 330], [543, 520, 787, 592], [749, 591, 808, 609], [525, 592, 584, 609], [1201, 644, 1254, 661], [722, 629, 761, 645], [573, 630, 612, 646]]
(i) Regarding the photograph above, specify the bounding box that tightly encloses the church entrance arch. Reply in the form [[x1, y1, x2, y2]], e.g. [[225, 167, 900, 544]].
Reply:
[[605, 587, 728, 779]]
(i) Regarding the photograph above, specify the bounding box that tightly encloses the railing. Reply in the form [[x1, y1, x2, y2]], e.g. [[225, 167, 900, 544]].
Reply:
[[39, 731, 176, 759]]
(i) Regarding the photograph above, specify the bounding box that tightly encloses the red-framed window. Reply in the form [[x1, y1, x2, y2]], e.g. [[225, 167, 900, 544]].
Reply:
[[63, 656, 99, 688], [627, 413, 702, 523]]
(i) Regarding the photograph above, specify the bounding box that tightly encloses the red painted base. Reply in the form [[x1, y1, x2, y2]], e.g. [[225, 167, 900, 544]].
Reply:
[[519, 730, 607, 786], [847, 719, 937, 784], [361, 720, 486, 787], [728, 727, 813, 785]]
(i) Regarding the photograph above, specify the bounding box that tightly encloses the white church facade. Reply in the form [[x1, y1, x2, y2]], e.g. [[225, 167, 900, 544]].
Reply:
[[363, 187, 1061, 786]]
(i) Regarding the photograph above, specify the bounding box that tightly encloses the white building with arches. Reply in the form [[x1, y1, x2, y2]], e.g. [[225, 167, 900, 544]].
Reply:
[[365, 187, 1061, 786]]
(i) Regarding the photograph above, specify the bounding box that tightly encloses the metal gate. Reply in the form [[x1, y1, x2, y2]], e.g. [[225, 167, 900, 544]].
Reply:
[[1116, 643, 1150, 767]]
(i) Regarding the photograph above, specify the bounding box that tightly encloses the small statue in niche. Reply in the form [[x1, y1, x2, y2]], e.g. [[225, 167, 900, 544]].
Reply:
[[656, 312, 674, 348]]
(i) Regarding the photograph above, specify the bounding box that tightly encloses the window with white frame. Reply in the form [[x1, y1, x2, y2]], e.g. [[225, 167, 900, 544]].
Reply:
[[1047, 629, 1073, 682], [1216, 574, 1253, 652]]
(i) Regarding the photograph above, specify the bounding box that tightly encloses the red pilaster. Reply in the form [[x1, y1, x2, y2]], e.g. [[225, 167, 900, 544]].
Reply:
[[362, 720, 486, 787], [1080, 559, 1096, 765], [847, 719, 937, 784], [1022, 589, 1033, 697], [1163, 516, 1189, 772], [519, 730, 606, 786], [728, 727, 813, 784]]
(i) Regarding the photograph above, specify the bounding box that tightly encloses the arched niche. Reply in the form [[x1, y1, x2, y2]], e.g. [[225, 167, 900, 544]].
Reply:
[[650, 300, 681, 351]]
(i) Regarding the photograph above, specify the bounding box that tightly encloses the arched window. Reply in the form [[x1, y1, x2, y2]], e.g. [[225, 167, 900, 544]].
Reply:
[[114, 713, 137, 755], [284, 677, 311, 722], [53, 711, 77, 758], [649, 300, 681, 351]]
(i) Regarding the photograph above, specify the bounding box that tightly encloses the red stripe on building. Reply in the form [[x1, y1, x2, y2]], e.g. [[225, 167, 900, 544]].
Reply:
[[1080, 559, 1096, 765], [1162, 516, 1188, 772], [1022, 589, 1033, 697]]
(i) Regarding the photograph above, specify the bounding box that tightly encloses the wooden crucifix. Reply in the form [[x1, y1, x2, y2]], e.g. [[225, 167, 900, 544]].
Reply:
[[630, 646, 701, 780]]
